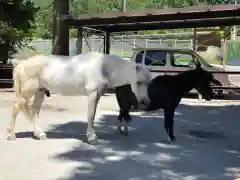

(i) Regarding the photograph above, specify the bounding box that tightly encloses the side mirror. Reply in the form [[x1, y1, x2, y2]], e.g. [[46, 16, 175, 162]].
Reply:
[[188, 61, 196, 68]]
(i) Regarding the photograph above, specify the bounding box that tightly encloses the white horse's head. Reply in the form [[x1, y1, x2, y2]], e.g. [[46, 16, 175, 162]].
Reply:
[[131, 64, 152, 109]]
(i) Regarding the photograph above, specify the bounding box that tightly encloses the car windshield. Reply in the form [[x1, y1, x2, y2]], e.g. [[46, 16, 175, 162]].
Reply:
[[172, 50, 211, 68]]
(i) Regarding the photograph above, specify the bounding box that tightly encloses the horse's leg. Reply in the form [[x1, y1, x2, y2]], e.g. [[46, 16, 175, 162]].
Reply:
[[115, 88, 124, 130], [7, 102, 21, 140], [118, 107, 131, 136], [31, 91, 46, 139], [7, 93, 34, 140], [117, 110, 123, 130], [86, 90, 102, 144], [164, 108, 176, 142]]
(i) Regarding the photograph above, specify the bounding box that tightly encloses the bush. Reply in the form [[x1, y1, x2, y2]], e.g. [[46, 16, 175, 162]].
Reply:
[[0, 0, 39, 63]]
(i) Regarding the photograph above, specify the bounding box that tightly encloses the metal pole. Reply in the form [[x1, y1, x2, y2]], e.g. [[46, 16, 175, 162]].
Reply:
[[193, 28, 197, 51], [122, 0, 126, 12], [121, 0, 126, 50], [232, 0, 237, 40]]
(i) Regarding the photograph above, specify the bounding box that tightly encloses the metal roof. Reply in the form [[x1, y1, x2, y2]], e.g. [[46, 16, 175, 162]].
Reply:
[[132, 47, 196, 52], [62, 4, 240, 32]]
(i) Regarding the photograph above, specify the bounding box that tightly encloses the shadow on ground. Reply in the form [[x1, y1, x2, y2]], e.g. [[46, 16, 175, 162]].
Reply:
[[39, 103, 240, 180]]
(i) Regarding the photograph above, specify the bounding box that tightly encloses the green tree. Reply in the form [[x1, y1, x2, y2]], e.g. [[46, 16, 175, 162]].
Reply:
[[0, 0, 39, 63]]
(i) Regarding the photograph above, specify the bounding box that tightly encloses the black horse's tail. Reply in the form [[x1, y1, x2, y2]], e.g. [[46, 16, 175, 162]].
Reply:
[[45, 90, 50, 97], [39, 88, 50, 97]]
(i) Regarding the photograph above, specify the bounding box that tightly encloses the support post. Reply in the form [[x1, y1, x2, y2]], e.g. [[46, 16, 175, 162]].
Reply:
[[105, 32, 110, 54], [52, 0, 69, 56], [193, 28, 202, 101], [76, 27, 83, 54], [193, 28, 197, 51], [222, 38, 228, 70], [104, 32, 111, 54]]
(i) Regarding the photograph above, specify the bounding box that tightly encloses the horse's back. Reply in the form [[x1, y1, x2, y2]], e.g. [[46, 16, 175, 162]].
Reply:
[[13, 54, 49, 80], [71, 52, 135, 88], [38, 52, 111, 95]]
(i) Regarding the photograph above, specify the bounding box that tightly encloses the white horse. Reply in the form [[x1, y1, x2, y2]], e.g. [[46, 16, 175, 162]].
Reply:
[[7, 52, 152, 144]]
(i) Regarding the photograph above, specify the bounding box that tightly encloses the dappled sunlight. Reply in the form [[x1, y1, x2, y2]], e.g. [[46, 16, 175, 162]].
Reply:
[[154, 142, 179, 149], [225, 167, 240, 179], [40, 102, 240, 180]]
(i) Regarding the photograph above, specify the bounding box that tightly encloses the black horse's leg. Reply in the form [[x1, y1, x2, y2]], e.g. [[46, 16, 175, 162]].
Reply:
[[164, 108, 176, 141], [117, 109, 123, 130], [115, 84, 133, 135], [118, 108, 131, 136]]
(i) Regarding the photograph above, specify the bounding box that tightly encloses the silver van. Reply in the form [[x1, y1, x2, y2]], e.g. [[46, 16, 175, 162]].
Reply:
[[130, 47, 230, 98]]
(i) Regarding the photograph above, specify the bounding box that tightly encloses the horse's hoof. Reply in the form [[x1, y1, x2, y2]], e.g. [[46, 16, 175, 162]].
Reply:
[[87, 133, 98, 145], [170, 135, 176, 142], [33, 132, 47, 140], [88, 138, 98, 145], [7, 134, 16, 141], [120, 130, 128, 136], [167, 137, 176, 143], [118, 126, 129, 136]]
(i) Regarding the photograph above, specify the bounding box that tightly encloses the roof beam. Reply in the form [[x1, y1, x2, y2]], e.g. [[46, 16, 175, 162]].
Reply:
[[87, 16, 240, 32], [62, 4, 240, 27]]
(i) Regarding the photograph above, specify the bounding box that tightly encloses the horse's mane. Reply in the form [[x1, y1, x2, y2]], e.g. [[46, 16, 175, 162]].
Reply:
[[154, 68, 202, 88]]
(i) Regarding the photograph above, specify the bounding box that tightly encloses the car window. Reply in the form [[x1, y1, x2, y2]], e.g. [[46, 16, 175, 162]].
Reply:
[[170, 52, 196, 67], [135, 51, 144, 64], [144, 50, 166, 66]]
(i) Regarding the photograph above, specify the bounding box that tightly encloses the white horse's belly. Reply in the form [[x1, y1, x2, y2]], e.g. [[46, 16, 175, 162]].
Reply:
[[39, 62, 87, 96], [40, 74, 87, 96], [44, 84, 87, 96]]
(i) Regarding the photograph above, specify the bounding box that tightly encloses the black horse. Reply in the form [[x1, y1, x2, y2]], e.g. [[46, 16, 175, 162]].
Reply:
[[145, 65, 221, 141]]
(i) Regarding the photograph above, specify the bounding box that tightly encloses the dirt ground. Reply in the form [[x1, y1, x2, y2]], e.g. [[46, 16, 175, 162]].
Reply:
[[0, 91, 240, 180]]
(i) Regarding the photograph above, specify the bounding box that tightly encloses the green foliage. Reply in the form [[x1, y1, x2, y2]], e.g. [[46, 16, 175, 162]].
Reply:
[[2, 0, 238, 61], [0, 0, 39, 62], [228, 41, 240, 59], [30, 0, 238, 39]]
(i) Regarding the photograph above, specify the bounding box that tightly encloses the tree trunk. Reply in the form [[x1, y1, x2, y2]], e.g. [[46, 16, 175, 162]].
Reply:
[[52, 0, 69, 56]]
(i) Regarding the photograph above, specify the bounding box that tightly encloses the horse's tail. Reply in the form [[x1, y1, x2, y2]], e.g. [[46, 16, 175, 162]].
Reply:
[[11, 58, 20, 68], [12, 64, 22, 97]]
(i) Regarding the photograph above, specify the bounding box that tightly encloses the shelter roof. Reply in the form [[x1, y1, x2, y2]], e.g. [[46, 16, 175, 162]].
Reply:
[[61, 4, 240, 32]]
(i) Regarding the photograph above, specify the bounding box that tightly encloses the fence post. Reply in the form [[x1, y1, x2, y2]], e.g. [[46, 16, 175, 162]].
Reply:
[[91, 38, 95, 52], [121, 36, 124, 56], [133, 39, 136, 49], [222, 38, 228, 70], [198, 94, 203, 101]]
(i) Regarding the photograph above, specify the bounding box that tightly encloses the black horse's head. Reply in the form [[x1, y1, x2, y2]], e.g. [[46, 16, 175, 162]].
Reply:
[[194, 65, 221, 101]]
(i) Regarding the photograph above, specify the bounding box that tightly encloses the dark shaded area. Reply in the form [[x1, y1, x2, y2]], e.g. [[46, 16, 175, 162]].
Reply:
[[0, 65, 13, 88], [37, 102, 240, 180]]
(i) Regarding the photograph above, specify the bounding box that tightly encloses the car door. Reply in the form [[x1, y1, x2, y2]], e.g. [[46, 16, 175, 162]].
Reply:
[[167, 51, 197, 76], [143, 50, 167, 78]]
